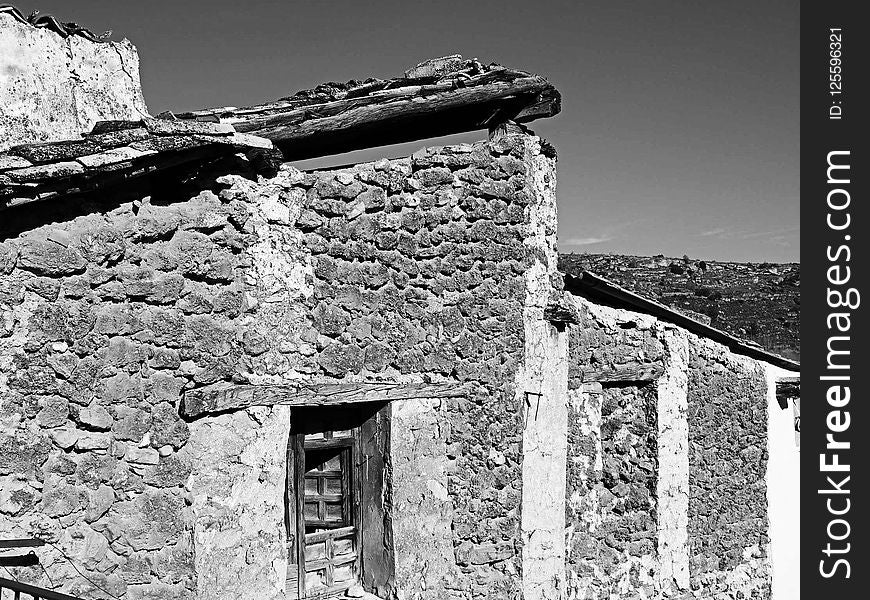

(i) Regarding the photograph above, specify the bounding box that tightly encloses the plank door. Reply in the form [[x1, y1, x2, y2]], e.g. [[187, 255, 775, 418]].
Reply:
[[288, 427, 361, 599]]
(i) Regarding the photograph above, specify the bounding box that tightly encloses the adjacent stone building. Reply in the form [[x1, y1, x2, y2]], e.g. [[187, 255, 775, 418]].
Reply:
[[560, 275, 799, 600], [0, 9, 799, 600]]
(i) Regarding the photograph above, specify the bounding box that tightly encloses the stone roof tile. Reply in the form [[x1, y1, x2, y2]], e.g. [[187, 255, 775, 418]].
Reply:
[[7, 140, 101, 165], [76, 146, 158, 169], [144, 118, 235, 137], [89, 120, 148, 135], [0, 5, 110, 42], [6, 161, 85, 182], [0, 118, 277, 211], [0, 155, 31, 170]]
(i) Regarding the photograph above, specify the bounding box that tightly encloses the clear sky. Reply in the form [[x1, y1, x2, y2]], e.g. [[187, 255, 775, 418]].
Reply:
[[19, 0, 799, 262]]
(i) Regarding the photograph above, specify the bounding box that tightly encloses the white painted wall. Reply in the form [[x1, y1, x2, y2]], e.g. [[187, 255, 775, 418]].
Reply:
[[391, 397, 459, 599], [657, 329, 690, 595], [764, 366, 800, 600], [520, 320, 569, 600], [0, 12, 149, 150]]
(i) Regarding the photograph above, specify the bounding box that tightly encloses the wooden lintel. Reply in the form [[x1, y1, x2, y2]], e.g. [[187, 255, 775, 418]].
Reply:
[[579, 362, 664, 384], [0, 538, 45, 549], [182, 381, 470, 418]]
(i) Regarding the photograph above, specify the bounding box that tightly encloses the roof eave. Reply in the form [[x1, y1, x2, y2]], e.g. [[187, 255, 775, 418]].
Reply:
[[564, 270, 801, 372]]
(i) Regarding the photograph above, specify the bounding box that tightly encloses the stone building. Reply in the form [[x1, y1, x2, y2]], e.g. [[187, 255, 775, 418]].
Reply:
[[0, 8, 799, 600]]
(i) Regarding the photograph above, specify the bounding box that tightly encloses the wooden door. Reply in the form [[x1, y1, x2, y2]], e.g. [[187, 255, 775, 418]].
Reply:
[[286, 403, 393, 599], [288, 426, 361, 599]]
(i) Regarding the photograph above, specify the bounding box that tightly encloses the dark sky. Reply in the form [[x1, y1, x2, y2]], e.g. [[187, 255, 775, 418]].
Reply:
[[21, 0, 799, 261]]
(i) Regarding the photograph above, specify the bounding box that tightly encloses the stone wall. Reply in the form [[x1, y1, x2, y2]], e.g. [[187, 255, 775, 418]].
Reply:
[[390, 397, 460, 598], [686, 339, 769, 599], [565, 382, 658, 598], [0, 13, 149, 150], [0, 131, 558, 600], [565, 300, 664, 599], [185, 405, 293, 600], [564, 295, 772, 600], [294, 133, 558, 599], [0, 186, 279, 600]]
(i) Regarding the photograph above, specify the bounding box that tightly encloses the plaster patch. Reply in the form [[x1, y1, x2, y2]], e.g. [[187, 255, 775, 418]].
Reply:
[[391, 397, 460, 599], [657, 328, 690, 593], [764, 365, 800, 600], [187, 405, 293, 600]]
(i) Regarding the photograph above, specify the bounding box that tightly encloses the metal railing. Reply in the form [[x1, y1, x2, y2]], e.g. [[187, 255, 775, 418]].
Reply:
[[1, 539, 86, 600], [0, 577, 86, 600]]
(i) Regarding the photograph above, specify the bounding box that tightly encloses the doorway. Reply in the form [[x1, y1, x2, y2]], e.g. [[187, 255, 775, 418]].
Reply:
[[286, 403, 393, 599]]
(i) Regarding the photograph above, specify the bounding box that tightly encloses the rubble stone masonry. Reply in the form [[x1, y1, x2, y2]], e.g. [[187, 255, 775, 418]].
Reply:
[[686, 338, 769, 599], [0, 14, 779, 599], [0, 132, 558, 600], [565, 296, 771, 600]]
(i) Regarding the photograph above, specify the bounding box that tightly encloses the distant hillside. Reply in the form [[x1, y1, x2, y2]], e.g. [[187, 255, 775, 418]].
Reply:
[[559, 253, 800, 362]]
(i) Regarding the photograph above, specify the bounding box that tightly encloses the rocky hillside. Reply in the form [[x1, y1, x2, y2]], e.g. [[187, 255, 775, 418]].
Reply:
[[559, 253, 800, 362]]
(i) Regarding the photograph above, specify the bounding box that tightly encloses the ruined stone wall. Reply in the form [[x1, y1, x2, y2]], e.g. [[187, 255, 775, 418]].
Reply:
[[0, 184, 295, 600], [564, 295, 772, 600], [0, 13, 149, 150], [296, 133, 557, 599], [567, 298, 666, 386], [0, 131, 557, 600], [686, 340, 769, 598], [564, 300, 664, 599], [565, 382, 658, 598]]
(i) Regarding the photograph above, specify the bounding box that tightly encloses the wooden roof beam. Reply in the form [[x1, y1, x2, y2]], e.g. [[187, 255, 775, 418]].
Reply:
[[173, 56, 561, 161]]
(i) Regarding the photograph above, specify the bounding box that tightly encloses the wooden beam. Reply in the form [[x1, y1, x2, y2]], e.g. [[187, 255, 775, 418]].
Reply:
[[775, 377, 800, 410], [240, 76, 556, 161], [0, 552, 40, 567], [577, 362, 664, 384], [176, 61, 560, 162], [0, 539, 45, 549], [182, 381, 471, 418]]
